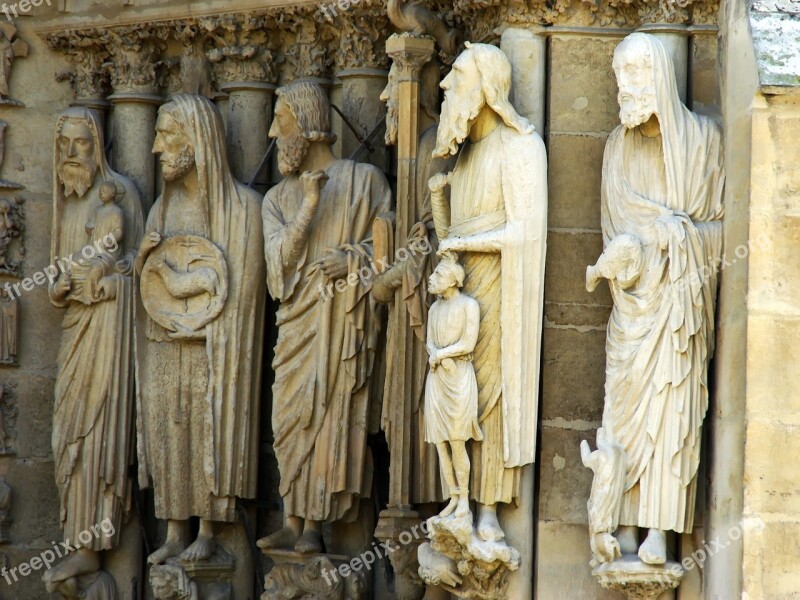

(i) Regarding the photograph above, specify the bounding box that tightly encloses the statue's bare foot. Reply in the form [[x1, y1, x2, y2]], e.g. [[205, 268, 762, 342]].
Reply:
[[294, 530, 323, 554], [179, 532, 216, 563], [477, 506, 505, 542], [454, 497, 471, 519], [638, 529, 666, 565], [439, 496, 459, 518], [43, 548, 100, 586], [147, 540, 187, 565], [257, 526, 300, 551]]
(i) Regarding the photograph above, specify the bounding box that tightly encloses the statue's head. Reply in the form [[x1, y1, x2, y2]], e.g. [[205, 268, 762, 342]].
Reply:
[[381, 60, 441, 146], [428, 252, 465, 295], [269, 81, 336, 176], [99, 181, 117, 204], [153, 103, 196, 182], [434, 42, 531, 158], [613, 33, 659, 130], [380, 66, 399, 146], [56, 116, 98, 198]]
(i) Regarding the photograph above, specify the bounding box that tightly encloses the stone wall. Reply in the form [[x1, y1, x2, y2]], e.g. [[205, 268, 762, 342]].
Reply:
[[0, 1, 738, 599]]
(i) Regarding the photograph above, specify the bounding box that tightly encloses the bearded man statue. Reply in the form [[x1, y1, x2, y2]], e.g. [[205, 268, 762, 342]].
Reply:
[[429, 42, 547, 543], [136, 94, 266, 565], [259, 81, 391, 554], [44, 107, 143, 593], [584, 32, 724, 567]]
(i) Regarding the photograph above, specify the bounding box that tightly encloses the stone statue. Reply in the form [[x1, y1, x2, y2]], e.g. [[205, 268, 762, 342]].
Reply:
[[259, 81, 390, 555], [429, 41, 547, 542], [85, 181, 124, 259], [0, 195, 24, 274], [0, 23, 27, 106], [424, 253, 482, 519], [136, 94, 266, 565], [583, 32, 724, 573], [44, 106, 144, 592], [374, 56, 454, 509], [0, 286, 16, 365]]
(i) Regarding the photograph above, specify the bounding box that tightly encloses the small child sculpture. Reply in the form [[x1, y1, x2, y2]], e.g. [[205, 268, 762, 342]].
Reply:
[[425, 252, 483, 519], [86, 180, 124, 259]]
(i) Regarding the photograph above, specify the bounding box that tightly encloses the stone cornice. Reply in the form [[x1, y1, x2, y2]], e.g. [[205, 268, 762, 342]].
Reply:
[[39, 0, 719, 100]]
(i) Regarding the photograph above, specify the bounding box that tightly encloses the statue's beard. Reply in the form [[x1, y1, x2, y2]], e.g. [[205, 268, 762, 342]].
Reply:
[[433, 92, 482, 158], [618, 90, 657, 129], [161, 144, 196, 182], [58, 160, 97, 198], [384, 101, 398, 146], [277, 133, 310, 176]]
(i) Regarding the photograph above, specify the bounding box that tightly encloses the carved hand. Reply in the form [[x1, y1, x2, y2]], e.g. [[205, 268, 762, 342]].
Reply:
[[300, 170, 329, 208], [142, 231, 162, 254], [428, 172, 450, 194], [53, 272, 71, 300], [408, 221, 428, 243], [585, 265, 601, 293], [312, 248, 349, 281], [437, 236, 462, 254]]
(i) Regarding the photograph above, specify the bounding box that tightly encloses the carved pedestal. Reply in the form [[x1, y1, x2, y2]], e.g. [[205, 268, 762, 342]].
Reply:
[[418, 515, 520, 600], [592, 555, 684, 600], [261, 548, 366, 600], [151, 545, 235, 600], [374, 509, 426, 600]]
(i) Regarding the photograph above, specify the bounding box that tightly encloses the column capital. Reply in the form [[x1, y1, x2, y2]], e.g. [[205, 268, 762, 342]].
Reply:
[[46, 30, 111, 106], [334, 8, 391, 72], [385, 34, 436, 82], [105, 25, 167, 96], [199, 14, 278, 87], [280, 17, 337, 83]]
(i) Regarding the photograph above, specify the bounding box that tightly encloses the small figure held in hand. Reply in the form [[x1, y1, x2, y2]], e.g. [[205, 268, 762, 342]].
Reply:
[[425, 252, 483, 519], [86, 180, 124, 260]]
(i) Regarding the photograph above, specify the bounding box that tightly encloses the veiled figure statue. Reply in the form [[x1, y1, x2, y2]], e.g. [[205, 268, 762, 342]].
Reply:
[[136, 94, 266, 565], [45, 107, 144, 591], [259, 81, 391, 554], [430, 42, 547, 542], [584, 32, 724, 567]]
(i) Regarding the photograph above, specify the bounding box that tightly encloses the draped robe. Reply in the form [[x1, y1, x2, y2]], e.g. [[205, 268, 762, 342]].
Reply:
[[49, 109, 143, 550], [137, 95, 265, 522], [600, 37, 724, 533], [445, 125, 547, 505], [263, 159, 390, 522]]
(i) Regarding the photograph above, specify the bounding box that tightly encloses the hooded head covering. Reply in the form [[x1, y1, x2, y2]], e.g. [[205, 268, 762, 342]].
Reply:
[[51, 106, 143, 264]]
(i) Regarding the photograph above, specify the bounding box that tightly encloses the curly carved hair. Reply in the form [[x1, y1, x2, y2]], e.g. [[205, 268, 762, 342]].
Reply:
[[276, 81, 337, 144]]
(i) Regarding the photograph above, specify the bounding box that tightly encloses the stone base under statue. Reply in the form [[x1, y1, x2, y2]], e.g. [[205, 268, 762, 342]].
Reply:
[[417, 514, 520, 600], [150, 545, 235, 600], [261, 548, 366, 600], [592, 555, 684, 600]]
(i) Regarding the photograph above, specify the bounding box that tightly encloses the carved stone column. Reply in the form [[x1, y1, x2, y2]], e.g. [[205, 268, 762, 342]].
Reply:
[[334, 11, 390, 168], [107, 27, 164, 211], [500, 26, 547, 133], [205, 14, 277, 183], [373, 33, 436, 600]]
